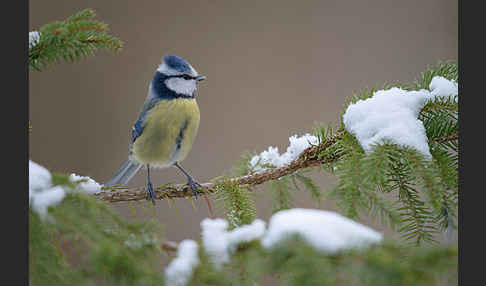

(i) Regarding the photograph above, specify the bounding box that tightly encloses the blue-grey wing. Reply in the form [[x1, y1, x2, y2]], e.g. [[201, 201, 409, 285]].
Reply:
[[130, 119, 144, 143], [130, 88, 162, 144]]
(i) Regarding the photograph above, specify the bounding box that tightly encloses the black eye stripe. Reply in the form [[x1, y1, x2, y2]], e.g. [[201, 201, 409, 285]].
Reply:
[[167, 74, 194, 80]]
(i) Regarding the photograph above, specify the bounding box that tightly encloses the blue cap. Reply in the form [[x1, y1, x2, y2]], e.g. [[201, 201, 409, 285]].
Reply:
[[163, 55, 192, 73]]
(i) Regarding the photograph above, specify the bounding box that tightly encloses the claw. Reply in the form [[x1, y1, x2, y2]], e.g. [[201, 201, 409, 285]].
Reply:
[[173, 162, 213, 217], [146, 182, 156, 205], [187, 177, 201, 199]]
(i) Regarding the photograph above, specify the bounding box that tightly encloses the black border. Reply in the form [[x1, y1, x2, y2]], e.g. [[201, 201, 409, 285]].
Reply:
[[459, 0, 480, 285], [3, 0, 28, 283]]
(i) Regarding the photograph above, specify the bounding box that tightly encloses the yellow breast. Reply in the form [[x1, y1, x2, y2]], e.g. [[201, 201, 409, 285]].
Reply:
[[131, 98, 200, 166]]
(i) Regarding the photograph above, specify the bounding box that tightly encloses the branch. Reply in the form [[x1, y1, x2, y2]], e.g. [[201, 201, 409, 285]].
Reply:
[[432, 133, 458, 144], [29, 8, 122, 71], [161, 241, 178, 254], [95, 131, 345, 203], [95, 129, 457, 203]]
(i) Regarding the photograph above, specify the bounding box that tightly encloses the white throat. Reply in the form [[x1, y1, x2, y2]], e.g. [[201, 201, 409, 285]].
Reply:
[[165, 78, 197, 96]]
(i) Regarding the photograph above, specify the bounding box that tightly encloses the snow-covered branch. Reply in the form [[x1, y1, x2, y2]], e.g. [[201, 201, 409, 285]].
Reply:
[[95, 130, 344, 203]]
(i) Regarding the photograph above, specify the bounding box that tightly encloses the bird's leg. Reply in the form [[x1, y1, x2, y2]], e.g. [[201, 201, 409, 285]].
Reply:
[[174, 162, 214, 217], [146, 164, 156, 205], [174, 162, 202, 199]]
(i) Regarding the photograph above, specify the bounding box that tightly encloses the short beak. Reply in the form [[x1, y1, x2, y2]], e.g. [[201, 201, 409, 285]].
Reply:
[[196, 75, 206, 82]]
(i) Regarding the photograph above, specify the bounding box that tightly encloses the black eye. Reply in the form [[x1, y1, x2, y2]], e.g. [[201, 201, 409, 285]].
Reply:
[[182, 74, 192, 80]]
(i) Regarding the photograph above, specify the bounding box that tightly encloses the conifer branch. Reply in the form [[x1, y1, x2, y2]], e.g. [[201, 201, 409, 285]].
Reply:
[[96, 127, 457, 204], [96, 130, 345, 203], [29, 8, 122, 71]]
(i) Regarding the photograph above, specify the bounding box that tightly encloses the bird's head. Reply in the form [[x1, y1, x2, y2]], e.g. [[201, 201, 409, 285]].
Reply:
[[156, 55, 206, 96]]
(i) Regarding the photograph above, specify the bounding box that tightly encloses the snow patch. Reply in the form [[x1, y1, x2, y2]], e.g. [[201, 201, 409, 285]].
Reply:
[[249, 134, 318, 173], [29, 160, 66, 219], [343, 87, 431, 158], [29, 160, 52, 196], [69, 173, 103, 194], [429, 76, 458, 99], [342, 76, 458, 159], [165, 240, 200, 286], [29, 31, 40, 48], [183, 208, 382, 275], [29, 160, 103, 218], [261, 208, 383, 254], [201, 218, 265, 269], [227, 219, 266, 252], [201, 218, 230, 268], [30, 186, 66, 218]]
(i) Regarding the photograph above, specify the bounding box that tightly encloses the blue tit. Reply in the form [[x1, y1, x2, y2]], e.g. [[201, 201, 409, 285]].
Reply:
[[105, 55, 206, 204]]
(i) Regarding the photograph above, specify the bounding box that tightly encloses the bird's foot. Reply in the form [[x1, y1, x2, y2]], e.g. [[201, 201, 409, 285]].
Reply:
[[187, 176, 203, 199], [146, 181, 156, 205]]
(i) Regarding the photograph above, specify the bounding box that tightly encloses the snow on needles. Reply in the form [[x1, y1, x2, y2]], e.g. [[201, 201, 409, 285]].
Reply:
[[261, 208, 383, 254], [343, 87, 431, 157], [29, 160, 52, 195], [429, 76, 458, 98], [29, 160, 103, 218], [169, 209, 382, 284], [29, 31, 40, 48], [69, 173, 102, 194], [165, 240, 200, 286], [343, 76, 458, 158], [201, 218, 266, 269], [29, 160, 65, 218], [198, 208, 381, 270], [249, 134, 318, 173]]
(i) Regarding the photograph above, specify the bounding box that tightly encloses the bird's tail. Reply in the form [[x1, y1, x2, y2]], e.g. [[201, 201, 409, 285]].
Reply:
[[105, 160, 142, 186]]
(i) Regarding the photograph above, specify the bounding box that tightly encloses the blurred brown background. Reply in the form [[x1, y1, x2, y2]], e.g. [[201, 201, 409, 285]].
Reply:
[[29, 0, 457, 246]]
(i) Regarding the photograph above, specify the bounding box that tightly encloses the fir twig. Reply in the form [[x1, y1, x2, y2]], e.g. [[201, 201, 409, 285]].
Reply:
[[29, 8, 122, 71]]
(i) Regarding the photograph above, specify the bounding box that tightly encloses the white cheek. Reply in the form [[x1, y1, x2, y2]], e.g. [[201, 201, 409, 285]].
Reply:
[[165, 78, 197, 95]]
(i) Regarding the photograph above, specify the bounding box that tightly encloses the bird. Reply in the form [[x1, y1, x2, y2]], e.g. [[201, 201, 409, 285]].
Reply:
[[105, 54, 206, 204]]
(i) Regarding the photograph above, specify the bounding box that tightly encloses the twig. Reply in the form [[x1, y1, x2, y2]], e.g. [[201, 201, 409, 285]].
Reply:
[[95, 131, 345, 203], [161, 241, 178, 254], [432, 133, 458, 144]]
